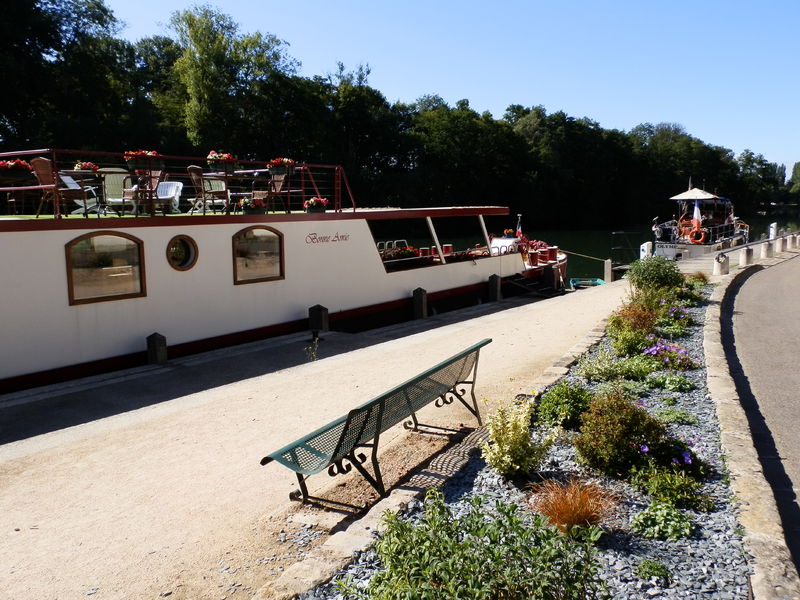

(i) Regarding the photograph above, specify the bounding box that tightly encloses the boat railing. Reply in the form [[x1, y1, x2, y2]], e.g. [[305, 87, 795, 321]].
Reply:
[[0, 148, 357, 218], [653, 219, 749, 244]]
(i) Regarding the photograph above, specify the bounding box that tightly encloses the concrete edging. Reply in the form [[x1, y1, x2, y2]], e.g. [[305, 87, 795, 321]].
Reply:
[[705, 262, 800, 600]]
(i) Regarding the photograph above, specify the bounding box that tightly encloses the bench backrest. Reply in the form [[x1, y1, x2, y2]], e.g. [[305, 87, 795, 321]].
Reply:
[[267, 338, 491, 474]]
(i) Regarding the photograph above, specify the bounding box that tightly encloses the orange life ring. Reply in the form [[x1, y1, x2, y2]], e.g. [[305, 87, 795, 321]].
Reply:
[[689, 229, 707, 244]]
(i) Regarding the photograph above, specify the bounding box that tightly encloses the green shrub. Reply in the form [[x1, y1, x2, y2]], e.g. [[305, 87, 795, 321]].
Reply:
[[630, 500, 694, 540], [576, 349, 658, 382], [609, 327, 651, 356], [627, 256, 684, 291], [594, 379, 650, 400], [646, 373, 696, 392], [481, 400, 554, 476], [573, 389, 669, 476], [538, 382, 593, 429], [630, 464, 713, 511], [662, 396, 677, 406], [340, 488, 609, 599], [635, 559, 672, 584], [656, 322, 688, 339], [654, 407, 698, 425]]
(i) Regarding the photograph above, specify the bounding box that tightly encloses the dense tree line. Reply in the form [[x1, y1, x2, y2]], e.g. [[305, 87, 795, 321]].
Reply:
[[1, 1, 795, 227]]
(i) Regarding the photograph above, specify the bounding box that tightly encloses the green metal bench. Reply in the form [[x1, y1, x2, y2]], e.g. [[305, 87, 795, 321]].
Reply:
[[260, 338, 492, 502]]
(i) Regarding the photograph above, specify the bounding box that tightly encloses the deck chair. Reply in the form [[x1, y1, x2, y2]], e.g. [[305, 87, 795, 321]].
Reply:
[[100, 168, 135, 216], [30, 157, 92, 218], [187, 165, 228, 214], [155, 181, 183, 214], [129, 170, 165, 216]]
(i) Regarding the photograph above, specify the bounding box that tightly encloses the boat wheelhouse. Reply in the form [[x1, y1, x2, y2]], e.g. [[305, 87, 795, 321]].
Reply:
[[0, 148, 566, 392], [652, 187, 749, 260]]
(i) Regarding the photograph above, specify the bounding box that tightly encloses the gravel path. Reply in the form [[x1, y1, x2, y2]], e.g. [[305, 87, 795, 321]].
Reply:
[[299, 287, 753, 599]]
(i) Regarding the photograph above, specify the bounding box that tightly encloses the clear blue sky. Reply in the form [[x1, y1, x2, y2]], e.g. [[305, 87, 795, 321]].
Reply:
[[105, 0, 799, 174]]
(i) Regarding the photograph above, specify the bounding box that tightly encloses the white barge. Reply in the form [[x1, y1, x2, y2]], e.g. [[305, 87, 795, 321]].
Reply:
[[0, 153, 566, 392]]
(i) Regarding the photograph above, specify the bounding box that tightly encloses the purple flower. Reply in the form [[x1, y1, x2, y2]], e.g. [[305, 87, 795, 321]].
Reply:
[[639, 445, 649, 454], [682, 451, 692, 465]]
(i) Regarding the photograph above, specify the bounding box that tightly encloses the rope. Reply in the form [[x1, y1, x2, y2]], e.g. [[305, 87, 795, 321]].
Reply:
[[560, 249, 608, 263]]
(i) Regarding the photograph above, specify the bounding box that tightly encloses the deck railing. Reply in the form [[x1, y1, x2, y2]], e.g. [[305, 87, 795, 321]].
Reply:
[[0, 148, 356, 218]]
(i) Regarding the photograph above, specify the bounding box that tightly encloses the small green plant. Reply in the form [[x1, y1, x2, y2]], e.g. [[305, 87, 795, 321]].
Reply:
[[594, 379, 649, 400], [635, 559, 672, 584], [339, 488, 609, 599], [609, 327, 651, 356], [576, 349, 658, 382], [573, 389, 669, 476], [538, 382, 593, 429], [304, 337, 319, 361], [627, 256, 684, 291], [630, 500, 693, 540], [654, 407, 698, 425], [630, 464, 713, 511], [662, 396, 677, 406], [656, 322, 688, 340], [647, 373, 696, 392], [481, 400, 554, 476]]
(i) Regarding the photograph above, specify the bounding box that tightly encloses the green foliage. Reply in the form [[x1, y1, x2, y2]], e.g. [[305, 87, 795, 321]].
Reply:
[[609, 327, 651, 356], [340, 488, 608, 599], [594, 379, 650, 400], [646, 373, 696, 392], [538, 382, 593, 429], [661, 396, 678, 406], [635, 559, 672, 584], [655, 322, 688, 339], [630, 501, 694, 540], [630, 464, 713, 511], [573, 390, 669, 476], [654, 407, 698, 425], [576, 348, 659, 382], [481, 400, 554, 476], [627, 256, 684, 291]]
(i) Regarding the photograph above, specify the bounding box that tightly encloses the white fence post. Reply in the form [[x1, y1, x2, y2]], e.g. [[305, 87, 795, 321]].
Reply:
[[761, 241, 774, 259], [739, 247, 753, 267]]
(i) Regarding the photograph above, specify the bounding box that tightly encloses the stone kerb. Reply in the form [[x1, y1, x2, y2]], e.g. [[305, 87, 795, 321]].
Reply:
[[706, 264, 800, 600]]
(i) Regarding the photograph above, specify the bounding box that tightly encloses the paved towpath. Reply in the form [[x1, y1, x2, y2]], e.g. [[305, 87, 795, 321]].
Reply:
[[0, 281, 629, 600]]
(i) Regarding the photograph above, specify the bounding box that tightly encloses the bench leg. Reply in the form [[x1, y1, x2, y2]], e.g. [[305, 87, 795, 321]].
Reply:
[[292, 473, 310, 503], [347, 447, 386, 497]]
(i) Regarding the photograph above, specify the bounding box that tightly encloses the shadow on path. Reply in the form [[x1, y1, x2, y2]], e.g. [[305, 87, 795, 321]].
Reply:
[[721, 269, 800, 572], [0, 295, 544, 445]]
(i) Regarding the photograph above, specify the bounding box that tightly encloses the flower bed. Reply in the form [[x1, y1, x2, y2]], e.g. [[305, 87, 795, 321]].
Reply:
[[300, 269, 752, 600]]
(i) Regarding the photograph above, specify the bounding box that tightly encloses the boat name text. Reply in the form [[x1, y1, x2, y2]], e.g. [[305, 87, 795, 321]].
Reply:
[[306, 232, 351, 245]]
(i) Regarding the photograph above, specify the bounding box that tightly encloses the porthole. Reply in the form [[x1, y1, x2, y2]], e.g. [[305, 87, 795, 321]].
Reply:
[[166, 235, 198, 271]]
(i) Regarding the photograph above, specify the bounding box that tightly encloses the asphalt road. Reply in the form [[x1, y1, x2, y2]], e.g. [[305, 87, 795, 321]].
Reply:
[[729, 254, 800, 557]]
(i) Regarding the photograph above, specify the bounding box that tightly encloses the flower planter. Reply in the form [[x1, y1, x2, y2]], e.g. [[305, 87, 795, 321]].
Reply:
[[242, 207, 266, 215], [209, 161, 235, 174], [0, 170, 34, 182], [270, 166, 291, 176], [305, 205, 326, 213], [126, 157, 164, 172]]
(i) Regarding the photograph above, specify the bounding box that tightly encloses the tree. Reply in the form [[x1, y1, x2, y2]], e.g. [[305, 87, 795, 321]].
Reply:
[[170, 5, 297, 149]]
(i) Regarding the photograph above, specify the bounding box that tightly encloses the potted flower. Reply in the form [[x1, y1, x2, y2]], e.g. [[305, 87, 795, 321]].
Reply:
[[239, 195, 268, 215], [503, 228, 516, 238], [0, 159, 34, 180], [123, 149, 163, 172], [268, 157, 295, 175], [207, 150, 235, 174], [73, 161, 99, 172], [303, 196, 328, 213]]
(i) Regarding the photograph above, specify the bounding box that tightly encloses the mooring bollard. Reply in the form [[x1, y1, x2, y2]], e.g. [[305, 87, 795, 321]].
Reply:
[[488, 274, 502, 302], [713, 253, 729, 276], [412, 287, 428, 319], [739, 247, 753, 267], [146, 332, 167, 365], [790, 234, 798, 250], [309, 304, 329, 341], [776, 237, 786, 253], [760, 241, 774, 259]]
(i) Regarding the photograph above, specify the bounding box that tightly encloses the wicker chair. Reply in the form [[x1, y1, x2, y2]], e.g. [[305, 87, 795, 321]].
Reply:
[[30, 157, 92, 218], [187, 165, 229, 214]]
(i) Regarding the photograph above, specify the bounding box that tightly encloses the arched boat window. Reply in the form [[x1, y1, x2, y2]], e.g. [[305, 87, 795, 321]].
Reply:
[[232, 226, 284, 284], [65, 231, 146, 305]]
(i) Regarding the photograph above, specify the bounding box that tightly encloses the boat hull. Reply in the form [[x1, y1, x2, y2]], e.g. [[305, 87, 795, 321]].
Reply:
[[0, 211, 563, 391]]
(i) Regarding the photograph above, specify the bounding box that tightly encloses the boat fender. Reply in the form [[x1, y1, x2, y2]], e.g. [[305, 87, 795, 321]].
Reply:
[[690, 229, 707, 244]]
